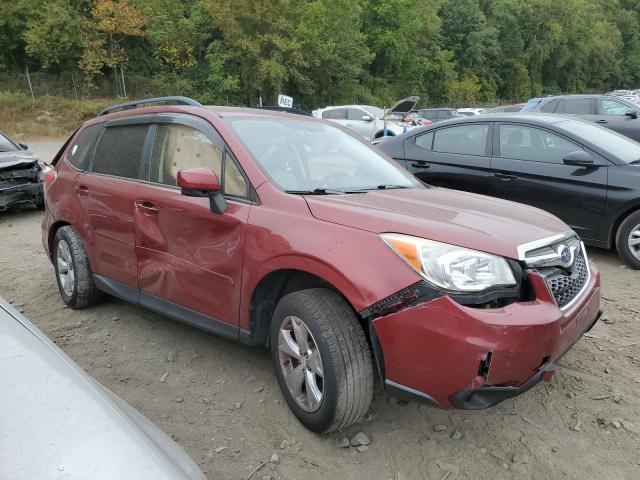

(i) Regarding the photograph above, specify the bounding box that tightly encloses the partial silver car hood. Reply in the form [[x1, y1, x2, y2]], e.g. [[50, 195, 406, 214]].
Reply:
[[0, 298, 206, 480]]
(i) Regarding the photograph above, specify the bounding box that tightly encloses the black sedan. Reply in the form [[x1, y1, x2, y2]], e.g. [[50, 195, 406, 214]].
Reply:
[[377, 114, 640, 268]]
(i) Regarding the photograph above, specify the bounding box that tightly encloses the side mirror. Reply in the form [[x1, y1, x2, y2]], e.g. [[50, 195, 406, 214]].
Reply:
[[177, 168, 227, 214], [625, 109, 638, 119], [18, 142, 28, 150], [563, 150, 595, 167], [361, 115, 373, 122]]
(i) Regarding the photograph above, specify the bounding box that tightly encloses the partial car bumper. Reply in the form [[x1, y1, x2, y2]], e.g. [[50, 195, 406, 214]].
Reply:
[[372, 262, 601, 409], [0, 182, 42, 211]]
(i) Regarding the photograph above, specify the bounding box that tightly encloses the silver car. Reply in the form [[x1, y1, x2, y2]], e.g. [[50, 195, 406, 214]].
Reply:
[[312, 96, 420, 140], [0, 297, 206, 480]]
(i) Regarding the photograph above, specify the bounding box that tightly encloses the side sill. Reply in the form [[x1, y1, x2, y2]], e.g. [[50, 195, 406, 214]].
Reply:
[[93, 274, 239, 341]]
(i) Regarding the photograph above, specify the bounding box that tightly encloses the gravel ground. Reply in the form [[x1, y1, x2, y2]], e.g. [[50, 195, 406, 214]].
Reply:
[[1, 142, 638, 480]]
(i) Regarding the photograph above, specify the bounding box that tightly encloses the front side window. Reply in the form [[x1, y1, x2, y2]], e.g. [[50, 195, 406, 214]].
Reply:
[[419, 110, 436, 121], [225, 117, 421, 192], [322, 108, 346, 120], [67, 125, 101, 170], [93, 124, 148, 179], [599, 99, 629, 115], [432, 124, 489, 156], [499, 124, 579, 163], [0, 132, 18, 152], [150, 124, 247, 197], [347, 108, 368, 121]]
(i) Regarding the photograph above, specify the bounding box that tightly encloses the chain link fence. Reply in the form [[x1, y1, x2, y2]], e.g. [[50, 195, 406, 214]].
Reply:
[[0, 72, 159, 99]]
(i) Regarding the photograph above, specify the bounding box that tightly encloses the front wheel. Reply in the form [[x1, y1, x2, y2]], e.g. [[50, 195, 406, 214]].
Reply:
[[616, 211, 640, 269], [270, 289, 373, 433]]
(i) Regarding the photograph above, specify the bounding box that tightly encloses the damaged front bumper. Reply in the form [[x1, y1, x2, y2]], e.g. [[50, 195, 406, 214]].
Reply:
[[369, 262, 601, 410], [0, 163, 44, 211]]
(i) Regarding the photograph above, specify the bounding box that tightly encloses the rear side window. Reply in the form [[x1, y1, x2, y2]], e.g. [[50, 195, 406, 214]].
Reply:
[[150, 124, 248, 198], [322, 108, 346, 120], [67, 125, 101, 170], [558, 98, 592, 114], [92, 125, 148, 179], [433, 124, 489, 156], [539, 99, 559, 113], [419, 110, 436, 121], [415, 132, 433, 150]]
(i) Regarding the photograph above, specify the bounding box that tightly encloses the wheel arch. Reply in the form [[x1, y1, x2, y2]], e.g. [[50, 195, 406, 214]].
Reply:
[[609, 204, 640, 247], [48, 220, 72, 261]]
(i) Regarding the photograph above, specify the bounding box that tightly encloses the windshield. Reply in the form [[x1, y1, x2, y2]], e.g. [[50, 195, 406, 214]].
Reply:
[[0, 132, 18, 152], [559, 119, 640, 164], [362, 106, 384, 118], [225, 117, 422, 192]]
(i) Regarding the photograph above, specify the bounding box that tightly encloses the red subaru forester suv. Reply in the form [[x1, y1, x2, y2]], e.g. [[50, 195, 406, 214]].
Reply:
[[42, 97, 601, 433]]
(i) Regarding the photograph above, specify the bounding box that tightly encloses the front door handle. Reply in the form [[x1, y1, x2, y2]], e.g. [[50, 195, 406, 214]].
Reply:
[[495, 173, 517, 181], [135, 201, 159, 214], [411, 162, 431, 169], [596, 119, 608, 124], [75, 185, 89, 196]]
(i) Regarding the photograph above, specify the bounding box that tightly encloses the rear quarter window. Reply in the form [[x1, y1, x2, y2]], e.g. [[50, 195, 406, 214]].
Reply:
[[67, 125, 101, 170], [92, 124, 148, 179]]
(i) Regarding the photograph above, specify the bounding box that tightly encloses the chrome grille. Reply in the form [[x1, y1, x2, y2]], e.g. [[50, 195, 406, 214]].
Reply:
[[538, 247, 589, 309]]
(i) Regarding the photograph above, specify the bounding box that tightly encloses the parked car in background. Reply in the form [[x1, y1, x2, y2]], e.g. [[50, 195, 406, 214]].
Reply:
[[484, 103, 525, 113], [527, 94, 640, 142], [0, 297, 206, 480], [416, 108, 458, 123], [378, 113, 640, 268], [43, 97, 600, 433], [457, 108, 483, 116], [0, 130, 48, 211], [608, 89, 640, 104], [312, 96, 420, 140]]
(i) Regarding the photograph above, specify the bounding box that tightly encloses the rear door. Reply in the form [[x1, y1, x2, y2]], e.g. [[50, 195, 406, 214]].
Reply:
[[556, 97, 595, 122], [403, 122, 493, 194], [489, 122, 608, 240], [79, 122, 150, 288], [134, 116, 252, 326], [595, 97, 640, 141]]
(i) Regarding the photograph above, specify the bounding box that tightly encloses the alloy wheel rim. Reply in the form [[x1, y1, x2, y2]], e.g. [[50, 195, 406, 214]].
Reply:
[[277, 316, 324, 412], [629, 225, 640, 261], [57, 240, 74, 296]]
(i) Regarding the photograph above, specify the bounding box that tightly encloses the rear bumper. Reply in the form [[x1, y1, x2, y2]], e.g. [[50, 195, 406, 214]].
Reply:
[[372, 262, 601, 409]]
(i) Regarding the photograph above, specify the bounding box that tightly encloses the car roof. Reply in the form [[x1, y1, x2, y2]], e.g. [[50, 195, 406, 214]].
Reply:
[[418, 107, 455, 111], [422, 112, 568, 127]]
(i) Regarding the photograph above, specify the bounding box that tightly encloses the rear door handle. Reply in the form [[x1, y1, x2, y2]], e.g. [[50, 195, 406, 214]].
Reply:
[[494, 173, 517, 181], [596, 119, 608, 124], [411, 162, 430, 169], [135, 201, 159, 214], [75, 185, 89, 196]]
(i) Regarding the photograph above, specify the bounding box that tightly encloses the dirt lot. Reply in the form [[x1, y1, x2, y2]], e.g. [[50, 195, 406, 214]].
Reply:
[[1, 142, 639, 480]]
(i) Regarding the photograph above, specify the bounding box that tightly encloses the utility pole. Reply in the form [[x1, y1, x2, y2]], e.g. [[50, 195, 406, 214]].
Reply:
[[120, 66, 127, 98], [25, 66, 35, 100]]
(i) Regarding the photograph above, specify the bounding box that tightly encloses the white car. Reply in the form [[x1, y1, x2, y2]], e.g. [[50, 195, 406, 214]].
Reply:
[[456, 108, 484, 116], [312, 96, 421, 141]]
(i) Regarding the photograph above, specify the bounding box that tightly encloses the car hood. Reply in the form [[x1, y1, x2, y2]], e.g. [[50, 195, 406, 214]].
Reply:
[[387, 96, 420, 114], [0, 150, 39, 170], [0, 299, 206, 480], [304, 187, 570, 260]]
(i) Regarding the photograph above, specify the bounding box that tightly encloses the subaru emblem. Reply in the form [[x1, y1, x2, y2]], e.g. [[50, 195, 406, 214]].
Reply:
[[558, 245, 572, 266]]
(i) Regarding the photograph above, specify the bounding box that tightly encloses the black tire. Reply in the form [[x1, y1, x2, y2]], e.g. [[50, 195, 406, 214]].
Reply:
[[615, 210, 640, 269], [53, 226, 103, 308], [270, 288, 373, 433]]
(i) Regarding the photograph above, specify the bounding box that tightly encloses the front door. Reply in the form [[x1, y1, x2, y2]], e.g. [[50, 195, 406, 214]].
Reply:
[[134, 119, 252, 325], [489, 123, 608, 241], [595, 97, 640, 141]]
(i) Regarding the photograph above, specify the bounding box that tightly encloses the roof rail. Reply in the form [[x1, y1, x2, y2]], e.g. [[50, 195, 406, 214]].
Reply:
[[98, 96, 202, 116]]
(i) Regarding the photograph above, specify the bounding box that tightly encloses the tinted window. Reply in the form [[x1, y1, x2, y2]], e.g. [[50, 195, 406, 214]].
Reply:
[[499, 124, 579, 163], [93, 125, 148, 179], [559, 98, 592, 114], [150, 124, 247, 197], [347, 108, 368, 121], [558, 119, 640, 164], [437, 110, 456, 120], [432, 124, 489, 155], [599, 99, 628, 115], [67, 125, 101, 170], [419, 110, 436, 121], [539, 99, 559, 113], [415, 132, 433, 150], [322, 108, 346, 120]]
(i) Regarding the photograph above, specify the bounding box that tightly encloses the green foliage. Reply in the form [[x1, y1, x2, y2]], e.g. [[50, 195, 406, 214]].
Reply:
[[3, 0, 640, 107]]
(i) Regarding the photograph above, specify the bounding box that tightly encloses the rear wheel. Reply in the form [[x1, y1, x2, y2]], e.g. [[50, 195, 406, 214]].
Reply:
[[616, 211, 640, 270], [53, 226, 103, 308], [270, 288, 373, 433]]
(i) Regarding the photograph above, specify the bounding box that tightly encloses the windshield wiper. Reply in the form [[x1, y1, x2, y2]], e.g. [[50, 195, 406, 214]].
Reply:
[[351, 184, 411, 192], [629, 159, 640, 165], [285, 188, 348, 195]]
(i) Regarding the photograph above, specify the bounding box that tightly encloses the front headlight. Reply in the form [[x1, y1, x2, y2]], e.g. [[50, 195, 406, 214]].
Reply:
[[381, 233, 516, 292]]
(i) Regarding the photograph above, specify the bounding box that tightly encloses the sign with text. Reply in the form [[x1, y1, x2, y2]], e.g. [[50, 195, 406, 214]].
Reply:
[[277, 94, 293, 108]]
